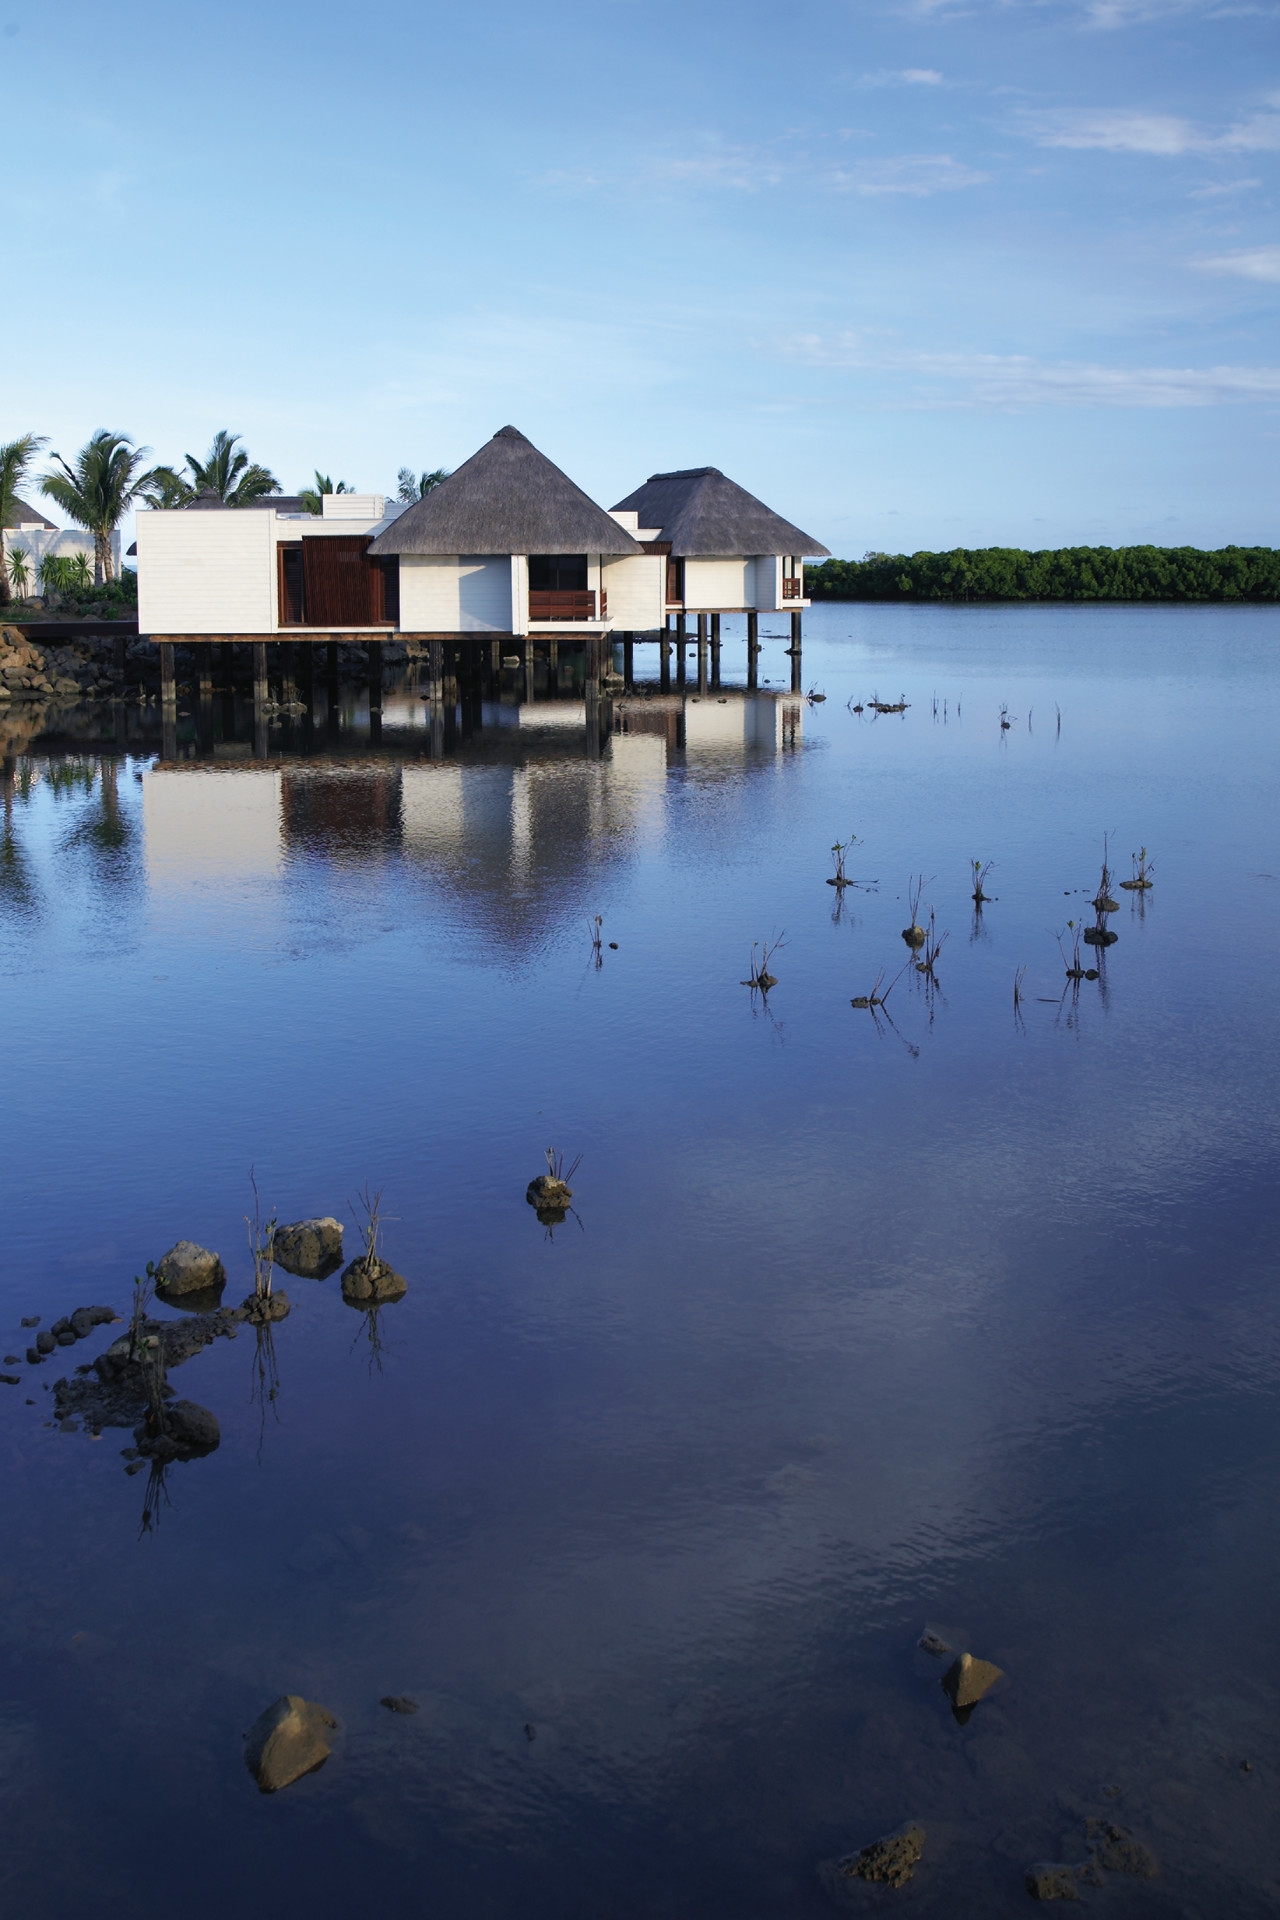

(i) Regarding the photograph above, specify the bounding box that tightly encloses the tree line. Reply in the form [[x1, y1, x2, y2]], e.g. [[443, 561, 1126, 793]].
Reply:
[[0, 428, 449, 601], [805, 546, 1280, 603]]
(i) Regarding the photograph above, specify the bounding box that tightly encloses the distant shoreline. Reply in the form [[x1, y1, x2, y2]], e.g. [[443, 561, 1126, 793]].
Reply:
[[806, 545, 1280, 604]]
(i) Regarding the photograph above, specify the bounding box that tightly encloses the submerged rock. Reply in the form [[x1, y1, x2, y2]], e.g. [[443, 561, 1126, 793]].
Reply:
[[1085, 1821, 1157, 1877], [942, 1650, 1004, 1710], [239, 1290, 291, 1324], [1082, 927, 1117, 947], [271, 1217, 343, 1279], [340, 1255, 407, 1305], [380, 1695, 419, 1715], [155, 1241, 226, 1297], [35, 1331, 55, 1355], [901, 924, 926, 949], [1025, 1862, 1081, 1901], [244, 1695, 337, 1793], [837, 1821, 926, 1890], [918, 1628, 952, 1658]]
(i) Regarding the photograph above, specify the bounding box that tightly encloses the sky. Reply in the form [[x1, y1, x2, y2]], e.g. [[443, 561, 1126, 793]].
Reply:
[[3, 0, 1277, 554]]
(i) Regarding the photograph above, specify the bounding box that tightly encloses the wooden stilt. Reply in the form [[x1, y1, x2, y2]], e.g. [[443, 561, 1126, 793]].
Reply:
[[676, 613, 686, 688], [429, 639, 444, 704], [747, 609, 759, 691], [697, 613, 709, 694], [160, 642, 176, 708], [253, 641, 267, 706], [198, 647, 212, 702], [367, 639, 382, 709], [660, 618, 671, 692], [623, 634, 634, 690], [710, 614, 721, 690], [790, 609, 802, 693]]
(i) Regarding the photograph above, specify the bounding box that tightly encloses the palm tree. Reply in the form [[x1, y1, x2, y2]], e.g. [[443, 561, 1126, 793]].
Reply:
[[396, 466, 449, 502], [142, 431, 280, 510], [299, 472, 352, 516], [0, 433, 49, 605], [6, 546, 32, 598], [40, 431, 158, 586]]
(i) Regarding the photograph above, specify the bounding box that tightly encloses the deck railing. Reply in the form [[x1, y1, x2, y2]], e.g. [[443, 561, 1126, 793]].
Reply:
[[529, 590, 602, 621]]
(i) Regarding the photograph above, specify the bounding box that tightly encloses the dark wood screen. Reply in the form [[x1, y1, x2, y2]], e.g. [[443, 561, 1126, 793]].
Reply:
[[278, 544, 305, 624], [666, 556, 684, 604], [300, 536, 395, 626]]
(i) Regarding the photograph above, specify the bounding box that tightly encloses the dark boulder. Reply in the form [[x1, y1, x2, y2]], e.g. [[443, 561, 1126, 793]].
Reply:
[[1025, 1863, 1081, 1901], [155, 1241, 226, 1297], [134, 1399, 220, 1461], [942, 1650, 1004, 1710], [1085, 1821, 1157, 1877], [835, 1821, 926, 1890], [270, 1218, 343, 1279], [340, 1256, 407, 1305]]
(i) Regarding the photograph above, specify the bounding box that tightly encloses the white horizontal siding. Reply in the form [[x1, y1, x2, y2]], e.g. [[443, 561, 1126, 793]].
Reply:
[[137, 509, 274, 634], [684, 558, 752, 610], [602, 553, 665, 628], [398, 556, 512, 633]]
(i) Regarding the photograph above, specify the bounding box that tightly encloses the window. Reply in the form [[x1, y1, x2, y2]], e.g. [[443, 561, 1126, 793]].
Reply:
[[528, 555, 588, 591], [278, 544, 305, 624], [666, 556, 685, 604]]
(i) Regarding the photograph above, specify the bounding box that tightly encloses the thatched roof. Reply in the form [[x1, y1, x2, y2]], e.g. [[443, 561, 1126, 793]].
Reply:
[[369, 427, 641, 557], [3, 496, 56, 531], [611, 468, 830, 558]]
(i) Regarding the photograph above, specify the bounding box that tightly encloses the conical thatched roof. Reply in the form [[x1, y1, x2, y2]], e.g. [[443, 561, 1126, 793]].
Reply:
[[3, 496, 56, 531], [370, 427, 641, 557], [611, 468, 829, 558]]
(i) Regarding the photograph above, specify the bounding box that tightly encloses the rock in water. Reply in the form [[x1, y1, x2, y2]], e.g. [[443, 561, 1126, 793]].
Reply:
[[1085, 1821, 1157, 1877], [271, 1218, 343, 1279], [239, 1290, 291, 1324], [340, 1256, 407, 1305], [942, 1650, 1004, 1710], [918, 1628, 952, 1658], [134, 1400, 221, 1461], [526, 1174, 572, 1208], [155, 1241, 226, 1297], [380, 1695, 419, 1715], [244, 1695, 337, 1793], [1025, 1863, 1081, 1901], [838, 1822, 926, 1889]]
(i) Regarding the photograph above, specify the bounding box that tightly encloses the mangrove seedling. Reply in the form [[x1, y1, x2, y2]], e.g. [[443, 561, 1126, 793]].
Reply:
[[915, 909, 948, 979], [901, 875, 929, 949], [971, 859, 994, 907], [743, 934, 784, 992], [1054, 921, 1087, 980], [851, 961, 907, 1010], [1120, 846, 1154, 891], [870, 693, 909, 714], [245, 1168, 276, 1303], [588, 914, 603, 965], [1093, 835, 1119, 913], [999, 704, 1012, 731], [827, 832, 859, 889]]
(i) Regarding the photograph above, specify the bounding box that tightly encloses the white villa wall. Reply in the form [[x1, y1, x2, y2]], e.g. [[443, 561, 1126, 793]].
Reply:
[[510, 556, 529, 636], [683, 558, 753, 610], [137, 509, 275, 634], [3, 525, 121, 578], [753, 555, 781, 611], [602, 553, 664, 628], [398, 556, 513, 633]]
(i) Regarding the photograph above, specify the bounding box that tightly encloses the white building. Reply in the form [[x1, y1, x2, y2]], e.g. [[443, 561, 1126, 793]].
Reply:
[[2, 498, 121, 586], [134, 427, 829, 642]]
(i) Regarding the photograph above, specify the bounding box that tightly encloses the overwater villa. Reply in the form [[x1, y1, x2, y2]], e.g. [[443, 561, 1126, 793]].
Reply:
[[135, 426, 829, 704]]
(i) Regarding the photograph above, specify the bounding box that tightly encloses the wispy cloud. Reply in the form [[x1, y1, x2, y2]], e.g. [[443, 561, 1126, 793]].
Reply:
[[781, 333, 1280, 406], [1194, 244, 1280, 281], [827, 153, 990, 194], [858, 67, 946, 86], [893, 0, 1273, 27], [1021, 100, 1280, 153]]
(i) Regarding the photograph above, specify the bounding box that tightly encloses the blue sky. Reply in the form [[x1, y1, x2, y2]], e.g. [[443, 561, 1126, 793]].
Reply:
[[4, 0, 1277, 553]]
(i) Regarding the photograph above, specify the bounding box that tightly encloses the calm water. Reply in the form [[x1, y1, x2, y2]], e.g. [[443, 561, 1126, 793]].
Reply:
[[2, 603, 1278, 1918]]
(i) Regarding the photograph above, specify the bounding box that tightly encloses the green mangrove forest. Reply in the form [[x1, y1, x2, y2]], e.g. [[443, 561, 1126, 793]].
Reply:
[[805, 546, 1280, 603]]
